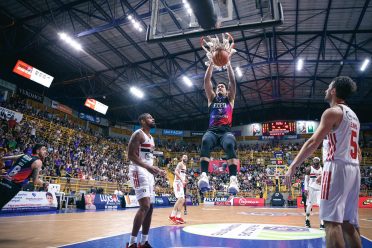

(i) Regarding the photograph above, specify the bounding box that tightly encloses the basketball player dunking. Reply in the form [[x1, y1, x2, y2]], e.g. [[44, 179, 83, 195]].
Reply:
[[304, 157, 324, 229], [126, 113, 166, 248], [0, 144, 48, 210], [198, 53, 240, 194], [285, 76, 361, 248], [169, 154, 188, 224]]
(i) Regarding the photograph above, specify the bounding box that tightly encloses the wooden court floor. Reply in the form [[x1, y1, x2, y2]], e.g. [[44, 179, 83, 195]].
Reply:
[[0, 206, 371, 248]]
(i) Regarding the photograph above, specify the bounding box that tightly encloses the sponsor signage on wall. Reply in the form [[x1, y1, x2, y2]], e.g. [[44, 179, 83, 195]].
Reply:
[[296, 121, 319, 134], [191, 131, 204, 136], [359, 197, 372, 208], [0, 106, 23, 123], [18, 88, 44, 102], [124, 195, 140, 208], [85, 194, 121, 210], [203, 196, 233, 205], [163, 129, 184, 136], [13, 60, 54, 87], [233, 198, 265, 207], [240, 123, 262, 136], [2, 191, 57, 212], [79, 113, 100, 124], [51, 100, 73, 115]]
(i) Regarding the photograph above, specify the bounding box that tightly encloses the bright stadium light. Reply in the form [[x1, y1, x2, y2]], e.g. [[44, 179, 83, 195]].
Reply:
[[128, 17, 143, 32], [360, 58, 370, 71], [58, 32, 82, 51], [130, 86, 144, 98], [183, 0, 193, 15], [236, 67, 243, 77], [182, 76, 193, 87], [296, 58, 304, 71]]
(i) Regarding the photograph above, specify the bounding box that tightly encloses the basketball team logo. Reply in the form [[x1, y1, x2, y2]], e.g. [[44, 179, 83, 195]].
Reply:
[[183, 223, 325, 240]]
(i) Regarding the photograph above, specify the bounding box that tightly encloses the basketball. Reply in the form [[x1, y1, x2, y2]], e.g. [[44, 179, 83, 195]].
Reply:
[[212, 49, 230, 67]]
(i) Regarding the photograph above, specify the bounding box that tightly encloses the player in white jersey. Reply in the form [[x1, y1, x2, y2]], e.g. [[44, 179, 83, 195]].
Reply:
[[285, 76, 361, 248], [304, 157, 324, 229], [126, 113, 166, 248], [169, 154, 188, 224]]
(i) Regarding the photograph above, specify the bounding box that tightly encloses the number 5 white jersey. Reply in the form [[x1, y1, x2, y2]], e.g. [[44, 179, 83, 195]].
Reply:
[[325, 104, 360, 165]]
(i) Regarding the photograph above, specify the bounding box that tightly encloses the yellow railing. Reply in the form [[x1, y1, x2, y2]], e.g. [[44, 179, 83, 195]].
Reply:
[[42, 176, 130, 194], [41, 175, 371, 198]]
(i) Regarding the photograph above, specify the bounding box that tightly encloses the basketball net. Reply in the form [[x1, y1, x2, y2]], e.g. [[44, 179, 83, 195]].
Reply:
[[201, 33, 236, 69]]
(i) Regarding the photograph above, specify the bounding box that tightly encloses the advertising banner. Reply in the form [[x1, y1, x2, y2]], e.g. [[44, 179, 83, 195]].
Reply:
[[233, 198, 265, 207], [0, 106, 23, 123], [203, 196, 232, 205], [298, 196, 372, 208], [167, 196, 177, 205], [360, 123, 372, 131], [283, 135, 299, 140], [359, 197, 372, 208], [2, 191, 57, 212], [18, 88, 44, 102], [244, 123, 262, 136], [214, 200, 232, 206], [155, 196, 170, 206], [296, 121, 319, 134], [95, 194, 120, 209], [51, 100, 73, 115], [203, 197, 216, 205], [85, 194, 120, 209], [163, 129, 184, 136], [84, 98, 108, 115], [124, 195, 140, 208], [79, 112, 101, 124], [208, 160, 240, 174], [13, 60, 54, 87], [191, 131, 204, 136]]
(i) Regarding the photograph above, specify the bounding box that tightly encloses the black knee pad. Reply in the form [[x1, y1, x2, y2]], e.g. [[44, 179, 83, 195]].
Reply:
[[200, 132, 216, 158], [222, 133, 237, 159]]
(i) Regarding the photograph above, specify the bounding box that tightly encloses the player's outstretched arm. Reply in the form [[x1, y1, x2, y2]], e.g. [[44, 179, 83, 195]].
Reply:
[[204, 62, 216, 105], [1, 154, 24, 161], [285, 108, 341, 185], [226, 63, 236, 104]]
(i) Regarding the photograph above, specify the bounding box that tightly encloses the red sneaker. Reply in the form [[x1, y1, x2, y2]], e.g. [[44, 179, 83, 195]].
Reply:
[[176, 217, 186, 224], [126, 242, 137, 248], [169, 216, 178, 224], [138, 241, 153, 248]]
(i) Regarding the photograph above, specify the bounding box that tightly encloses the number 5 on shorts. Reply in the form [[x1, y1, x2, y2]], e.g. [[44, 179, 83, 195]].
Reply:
[[350, 130, 357, 159]]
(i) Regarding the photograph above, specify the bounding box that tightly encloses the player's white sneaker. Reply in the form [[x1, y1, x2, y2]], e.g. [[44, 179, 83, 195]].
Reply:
[[198, 172, 210, 192], [228, 176, 239, 194]]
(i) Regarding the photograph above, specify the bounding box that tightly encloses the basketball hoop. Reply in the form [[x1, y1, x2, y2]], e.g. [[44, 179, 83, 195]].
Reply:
[[200, 33, 236, 69]]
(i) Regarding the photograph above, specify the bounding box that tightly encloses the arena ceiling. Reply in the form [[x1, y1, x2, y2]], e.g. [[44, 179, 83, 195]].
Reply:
[[1, 0, 372, 130]]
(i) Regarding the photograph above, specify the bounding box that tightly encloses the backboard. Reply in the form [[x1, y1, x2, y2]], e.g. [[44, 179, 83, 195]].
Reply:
[[146, 0, 284, 43]]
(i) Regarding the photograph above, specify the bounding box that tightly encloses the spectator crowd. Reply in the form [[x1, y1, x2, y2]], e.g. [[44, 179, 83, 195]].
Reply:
[[1, 95, 371, 195]]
